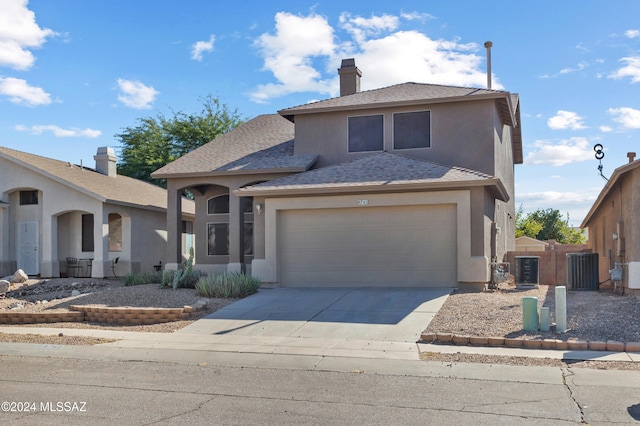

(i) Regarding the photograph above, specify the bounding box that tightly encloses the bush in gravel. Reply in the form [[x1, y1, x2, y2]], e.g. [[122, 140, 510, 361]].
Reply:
[[195, 272, 261, 298], [124, 271, 163, 286]]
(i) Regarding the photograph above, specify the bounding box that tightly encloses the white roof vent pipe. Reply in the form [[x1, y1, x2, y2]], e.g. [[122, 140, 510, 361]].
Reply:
[[484, 41, 493, 89]]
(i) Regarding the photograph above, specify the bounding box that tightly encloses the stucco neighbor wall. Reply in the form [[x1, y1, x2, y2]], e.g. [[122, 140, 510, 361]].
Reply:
[[583, 167, 640, 293]]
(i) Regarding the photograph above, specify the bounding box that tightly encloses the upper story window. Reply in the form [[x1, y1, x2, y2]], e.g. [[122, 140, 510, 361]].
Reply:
[[207, 195, 229, 214], [348, 114, 383, 153], [393, 110, 431, 150], [19, 190, 38, 205]]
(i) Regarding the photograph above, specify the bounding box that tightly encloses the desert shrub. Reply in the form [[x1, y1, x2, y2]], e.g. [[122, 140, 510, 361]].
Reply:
[[124, 271, 163, 286], [159, 247, 204, 289], [161, 269, 205, 289], [195, 272, 261, 298]]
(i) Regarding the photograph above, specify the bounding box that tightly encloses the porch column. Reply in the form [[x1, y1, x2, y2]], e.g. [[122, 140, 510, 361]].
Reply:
[[40, 215, 58, 278], [92, 208, 108, 278], [0, 204, 10, 276], [166, 184, 182, 270], [227, 188, 242, 273]]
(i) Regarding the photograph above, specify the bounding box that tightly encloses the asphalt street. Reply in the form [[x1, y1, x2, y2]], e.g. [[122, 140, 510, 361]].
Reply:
[[2, 353, 640, 425]]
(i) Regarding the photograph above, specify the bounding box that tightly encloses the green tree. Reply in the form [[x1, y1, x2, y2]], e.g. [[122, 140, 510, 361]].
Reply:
[[515, 205, 543, 238], [517, 207, 586, 244], [116, 95, 244, 187]]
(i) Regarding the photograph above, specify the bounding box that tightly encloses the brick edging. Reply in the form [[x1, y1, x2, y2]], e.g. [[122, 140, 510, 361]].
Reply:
[[420, 332, 640, 353], [0, 299, 210, 325]]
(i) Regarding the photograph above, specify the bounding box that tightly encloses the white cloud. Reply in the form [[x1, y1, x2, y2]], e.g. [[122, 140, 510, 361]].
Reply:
[[116, 78, 158, 109], [251, 11, 500, 103], [191, 35, 215, 61], [609, 107, 640, 128], [547, 110, 586, 130], [559, 61, 588, 75], [340, 12, 399, 44], [15, 124, 101, 138], [609, 56, 640, 83], [625, 29, 640, 39], [525, 137, 593, 166], [599, 125, 613, 133], [251, 12, 337, 103], [0, 76, 51, 106], [0, 0, 57, 70], [400, 11, 435, 22]]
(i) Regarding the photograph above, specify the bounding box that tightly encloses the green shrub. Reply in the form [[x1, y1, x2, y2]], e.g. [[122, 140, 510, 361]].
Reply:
[[195, 272, 261, 298], [124, 271, 163, 286]]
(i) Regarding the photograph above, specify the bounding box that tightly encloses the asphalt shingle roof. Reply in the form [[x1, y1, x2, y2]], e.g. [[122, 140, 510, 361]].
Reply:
[[0, 147, 193, 213], [279, 82, 514, 115], [237, 152, 507, 200], [152, 114, 317, 177]]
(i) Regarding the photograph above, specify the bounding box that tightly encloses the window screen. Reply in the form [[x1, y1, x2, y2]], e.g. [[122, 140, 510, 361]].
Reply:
[[394, 111, 431, 149], [348, 115, 383, 152]]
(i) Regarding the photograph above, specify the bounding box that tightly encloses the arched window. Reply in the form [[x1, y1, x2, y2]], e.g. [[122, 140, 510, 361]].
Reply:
[[108, 213, 122, 252], [207, 195, 229, 214]]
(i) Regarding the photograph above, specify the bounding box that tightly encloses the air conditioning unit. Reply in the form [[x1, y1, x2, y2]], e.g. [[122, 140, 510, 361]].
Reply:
[[629, 262, 640, 289]]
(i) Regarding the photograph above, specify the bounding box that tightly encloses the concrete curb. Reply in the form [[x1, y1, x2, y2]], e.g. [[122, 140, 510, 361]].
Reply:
[[421, 332, 640, 353]]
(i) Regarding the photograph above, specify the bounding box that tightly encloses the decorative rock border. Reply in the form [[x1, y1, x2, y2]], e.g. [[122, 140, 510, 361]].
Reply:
[[420, 332, 640, 353], [0, 299, 210, 325]]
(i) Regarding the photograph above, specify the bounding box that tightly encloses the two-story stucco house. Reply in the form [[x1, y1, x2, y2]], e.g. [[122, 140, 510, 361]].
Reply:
[[0, 146, 195, 278], [153, 59, 523, 289]]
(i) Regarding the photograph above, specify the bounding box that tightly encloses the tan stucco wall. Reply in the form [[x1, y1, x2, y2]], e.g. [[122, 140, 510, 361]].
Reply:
[[293, 100, 498, 175]]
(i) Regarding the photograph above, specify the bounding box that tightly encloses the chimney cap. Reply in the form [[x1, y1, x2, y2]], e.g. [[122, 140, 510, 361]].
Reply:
[[628, 152, 636, 163], [340, 58, 357, 68], [484, 41, 493, 48]]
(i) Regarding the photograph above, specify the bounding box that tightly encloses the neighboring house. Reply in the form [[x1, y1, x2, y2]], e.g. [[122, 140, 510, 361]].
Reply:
[[581, 152, 640, 294], [153, 59, 523, 289], [515, 236, 549, 252], [0, 146, 195, 278]]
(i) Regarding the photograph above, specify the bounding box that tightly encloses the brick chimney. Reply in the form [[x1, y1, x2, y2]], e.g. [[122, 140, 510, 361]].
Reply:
[[338, 58, 361, 96], [94, 147, 117, 177], [628, 152, 636, 163]]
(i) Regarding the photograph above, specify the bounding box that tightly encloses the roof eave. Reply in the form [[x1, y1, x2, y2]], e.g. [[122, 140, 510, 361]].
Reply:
[[236, 178, 509, 201], [580, 161, 639, 228], [279, 92, 513, 119], [152, 163, 316, 180]]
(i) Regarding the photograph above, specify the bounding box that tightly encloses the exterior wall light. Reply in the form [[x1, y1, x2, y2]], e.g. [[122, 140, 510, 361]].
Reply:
[[255, 203, 263, 215]]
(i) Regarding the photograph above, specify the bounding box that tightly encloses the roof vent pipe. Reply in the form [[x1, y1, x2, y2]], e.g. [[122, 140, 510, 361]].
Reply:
[[484, 41, 493, 89]]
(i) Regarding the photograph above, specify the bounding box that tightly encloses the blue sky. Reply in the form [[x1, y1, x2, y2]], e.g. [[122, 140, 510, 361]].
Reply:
[[2, 0, 640, 226]]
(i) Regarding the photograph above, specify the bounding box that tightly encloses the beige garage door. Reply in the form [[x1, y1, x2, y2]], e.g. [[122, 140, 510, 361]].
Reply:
[[279, 204, 457, 287]]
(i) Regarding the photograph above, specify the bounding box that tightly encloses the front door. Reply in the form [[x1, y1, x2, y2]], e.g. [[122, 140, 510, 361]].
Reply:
[[18, 221, 39, 275]]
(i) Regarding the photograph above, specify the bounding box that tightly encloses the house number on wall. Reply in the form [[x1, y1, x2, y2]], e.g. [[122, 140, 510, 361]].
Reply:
[[356, 199, 369, 206]]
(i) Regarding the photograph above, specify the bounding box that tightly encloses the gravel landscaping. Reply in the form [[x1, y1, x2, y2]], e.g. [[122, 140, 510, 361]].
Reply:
[[1, 278, 639, 371]]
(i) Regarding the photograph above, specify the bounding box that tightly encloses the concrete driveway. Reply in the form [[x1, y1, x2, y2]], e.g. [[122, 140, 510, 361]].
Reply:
[[178, 287, 452, 343]]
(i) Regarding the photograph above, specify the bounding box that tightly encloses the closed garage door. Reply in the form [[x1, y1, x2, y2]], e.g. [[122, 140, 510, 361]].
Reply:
[[279, 204, 457, 287]]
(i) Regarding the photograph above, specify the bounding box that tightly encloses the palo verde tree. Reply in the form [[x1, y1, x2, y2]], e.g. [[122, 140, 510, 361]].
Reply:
[[116, 95, 244, 188]]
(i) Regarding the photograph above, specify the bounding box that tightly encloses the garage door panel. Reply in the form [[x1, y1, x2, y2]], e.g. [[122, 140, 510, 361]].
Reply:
[[279, 205, 457, 287]]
